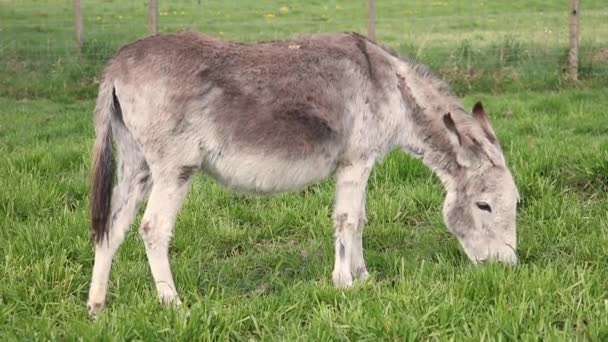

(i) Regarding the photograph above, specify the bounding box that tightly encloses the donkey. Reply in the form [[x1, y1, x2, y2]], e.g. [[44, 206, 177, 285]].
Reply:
[[87, 31, 519, 316]]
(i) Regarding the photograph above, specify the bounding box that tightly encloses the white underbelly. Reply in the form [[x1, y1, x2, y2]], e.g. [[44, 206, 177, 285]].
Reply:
[[202, 149, 338, 193]]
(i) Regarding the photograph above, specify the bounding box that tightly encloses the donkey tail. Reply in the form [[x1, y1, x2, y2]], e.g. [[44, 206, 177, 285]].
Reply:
[[90, 78, 117, 244]]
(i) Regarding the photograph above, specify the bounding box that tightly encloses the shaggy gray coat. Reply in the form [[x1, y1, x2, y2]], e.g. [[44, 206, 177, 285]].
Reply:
[[87, 31, 519, 316]]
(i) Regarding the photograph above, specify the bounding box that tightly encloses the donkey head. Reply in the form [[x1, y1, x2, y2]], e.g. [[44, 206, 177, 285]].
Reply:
[[441, 102, 520, 265]]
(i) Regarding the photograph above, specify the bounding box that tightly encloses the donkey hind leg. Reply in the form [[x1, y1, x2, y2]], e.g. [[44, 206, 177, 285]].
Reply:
[[138, 167, 196, 306], [87, 140, 151, 316], [332, 159, 373, 288]]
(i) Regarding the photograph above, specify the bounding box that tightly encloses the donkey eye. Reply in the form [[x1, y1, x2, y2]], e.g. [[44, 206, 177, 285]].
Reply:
[[476, 201, 492, 213]]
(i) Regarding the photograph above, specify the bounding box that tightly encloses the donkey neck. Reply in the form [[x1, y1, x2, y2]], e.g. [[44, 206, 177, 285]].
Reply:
[[393, 68, 469, 190]]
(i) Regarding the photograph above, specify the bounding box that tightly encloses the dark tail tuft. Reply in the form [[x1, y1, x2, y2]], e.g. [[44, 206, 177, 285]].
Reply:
[[90, 80, 116, 244]]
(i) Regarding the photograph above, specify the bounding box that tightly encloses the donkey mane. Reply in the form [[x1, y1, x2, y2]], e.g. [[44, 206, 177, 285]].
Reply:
[[348, 32, 503, 182], [347, 31, 455, 99]]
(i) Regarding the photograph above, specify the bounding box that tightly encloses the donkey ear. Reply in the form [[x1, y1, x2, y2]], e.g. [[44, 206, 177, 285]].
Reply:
[[443, 112, 475, 167], [472, 101, 498, 144], [443, 112, 462, 145]]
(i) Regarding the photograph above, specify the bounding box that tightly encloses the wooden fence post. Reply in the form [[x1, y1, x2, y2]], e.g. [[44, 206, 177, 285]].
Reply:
[[74, 0, 83, 52], [149, 0, 159, 35], [567, 0, 580, 80], [367, 0, 376, 41]]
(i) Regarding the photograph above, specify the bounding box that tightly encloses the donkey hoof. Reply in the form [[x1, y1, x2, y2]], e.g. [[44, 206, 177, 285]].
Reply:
[[332, 271, 353, 288], [351, 266, 369, 282], [159, 294, 182, 307], [171, 298, 183, 307], [356, 271, 370, 282], [87, 301, 105, 318]]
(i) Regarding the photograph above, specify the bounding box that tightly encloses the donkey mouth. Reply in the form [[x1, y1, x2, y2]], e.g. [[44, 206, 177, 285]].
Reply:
[[469, 243, 519, 266]]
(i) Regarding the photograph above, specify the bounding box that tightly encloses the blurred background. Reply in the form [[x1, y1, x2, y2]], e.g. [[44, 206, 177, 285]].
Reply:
[[1, 1, 606, 100]]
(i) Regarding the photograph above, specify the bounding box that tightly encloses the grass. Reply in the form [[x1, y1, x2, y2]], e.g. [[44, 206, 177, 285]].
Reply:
[[2, 87, 608, 341], [1, 0, 608, 340]]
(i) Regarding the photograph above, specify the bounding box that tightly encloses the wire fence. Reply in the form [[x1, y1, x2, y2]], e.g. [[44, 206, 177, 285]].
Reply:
[[1, 0, 607, 97]]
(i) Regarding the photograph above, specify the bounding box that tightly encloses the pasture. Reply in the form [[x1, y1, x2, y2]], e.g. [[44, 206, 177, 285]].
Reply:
[[1, 0, 607, 340]]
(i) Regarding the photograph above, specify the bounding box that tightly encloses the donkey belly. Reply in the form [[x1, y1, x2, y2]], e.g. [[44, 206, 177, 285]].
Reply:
[[202, 147, 340, 193]]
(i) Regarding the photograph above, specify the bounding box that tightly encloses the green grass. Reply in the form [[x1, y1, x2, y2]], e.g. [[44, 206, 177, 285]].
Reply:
[[1, 0, 608, 340], [1, 90, 608, 340]]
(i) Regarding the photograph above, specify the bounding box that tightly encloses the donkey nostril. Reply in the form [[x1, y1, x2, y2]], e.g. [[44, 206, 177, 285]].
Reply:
[[505, 243, 517, 253], [511, 251, 520, 265], [475, 258, 488, 265], [505, 243, 519, 265]]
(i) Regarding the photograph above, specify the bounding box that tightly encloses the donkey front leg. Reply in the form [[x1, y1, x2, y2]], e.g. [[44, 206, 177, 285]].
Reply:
[[332, 159, 373, 288], [138, 170, 194, 306]]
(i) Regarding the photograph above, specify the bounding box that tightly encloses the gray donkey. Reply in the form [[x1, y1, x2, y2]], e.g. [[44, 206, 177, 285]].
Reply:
[[87, 31, 519, 316]]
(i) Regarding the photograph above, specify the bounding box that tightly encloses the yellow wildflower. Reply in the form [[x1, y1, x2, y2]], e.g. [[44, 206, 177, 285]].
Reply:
[[265, 13, 275, 18], [279, 6, 289, 13]]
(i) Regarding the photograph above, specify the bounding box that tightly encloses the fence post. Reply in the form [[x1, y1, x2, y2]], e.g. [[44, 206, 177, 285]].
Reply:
[[367, 0, 376, 41], [149, 0, 159, 35], [567, 0, 579, 80], [74, 0, 83, 52]]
